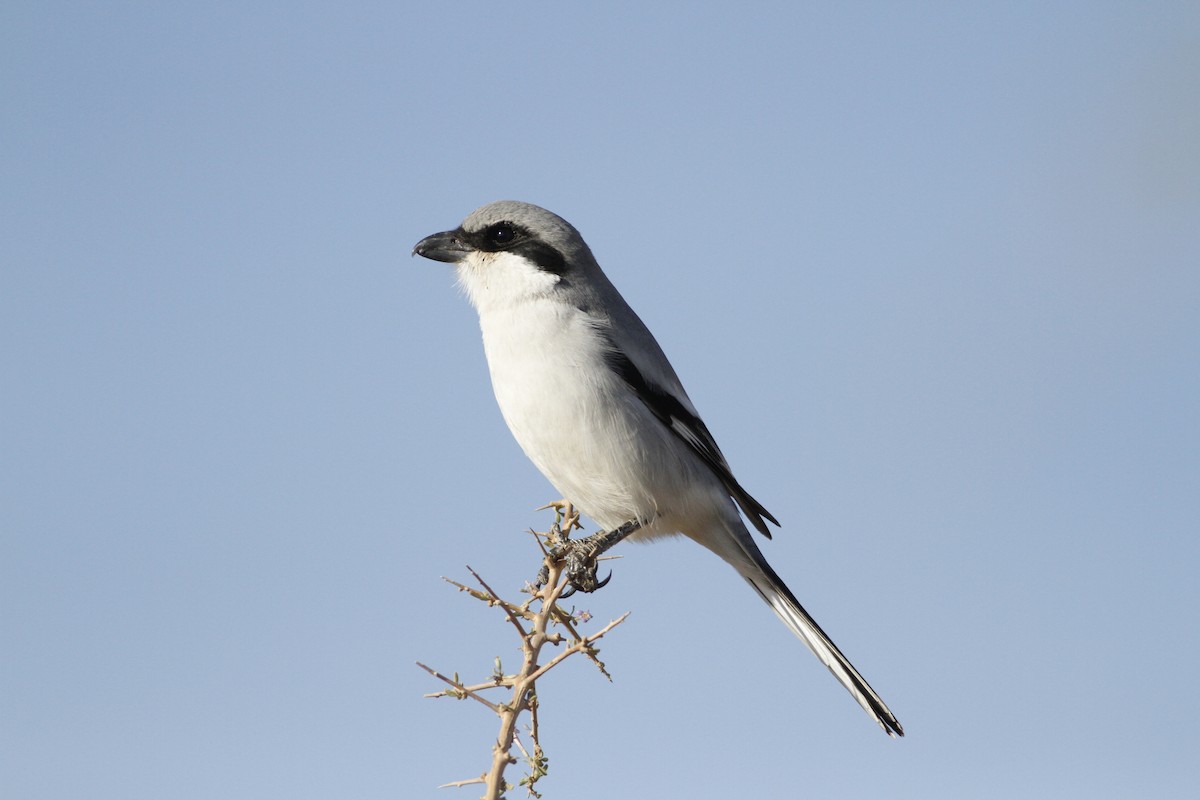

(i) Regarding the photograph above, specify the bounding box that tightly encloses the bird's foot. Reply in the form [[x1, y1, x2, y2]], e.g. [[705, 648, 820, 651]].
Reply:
[[553, 535, 614, 597], [538, 518, 644, 597]]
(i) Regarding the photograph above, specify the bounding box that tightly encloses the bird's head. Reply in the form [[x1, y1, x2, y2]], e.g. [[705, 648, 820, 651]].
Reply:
[[413, 201, 601, 312]]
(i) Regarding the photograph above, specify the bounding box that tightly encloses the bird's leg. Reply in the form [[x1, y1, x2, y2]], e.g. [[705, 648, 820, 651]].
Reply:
[[534, 501, 583, 588], [549, 518, 644, 597]]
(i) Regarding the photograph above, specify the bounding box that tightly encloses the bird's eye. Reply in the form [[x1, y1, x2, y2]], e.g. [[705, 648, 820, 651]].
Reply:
[[486, 222, 517, 246]]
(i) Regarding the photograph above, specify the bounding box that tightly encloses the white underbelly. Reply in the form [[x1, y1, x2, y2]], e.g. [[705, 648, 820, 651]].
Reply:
[[478, 303, 712, 532]]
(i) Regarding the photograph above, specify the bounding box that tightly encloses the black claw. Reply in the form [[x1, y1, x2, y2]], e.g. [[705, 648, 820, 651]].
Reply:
[[540, 518, 644, 597]]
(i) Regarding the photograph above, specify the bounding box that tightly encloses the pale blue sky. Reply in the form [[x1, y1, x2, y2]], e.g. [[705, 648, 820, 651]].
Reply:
[[3, 3, 1198, 798]]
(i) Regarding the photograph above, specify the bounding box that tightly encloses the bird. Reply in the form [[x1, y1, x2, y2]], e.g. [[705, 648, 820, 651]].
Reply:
[[412, 200, 903, 737]]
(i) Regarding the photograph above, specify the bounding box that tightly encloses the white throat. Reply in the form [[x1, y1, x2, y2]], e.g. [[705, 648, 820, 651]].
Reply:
[[455, 251, 562, 315]]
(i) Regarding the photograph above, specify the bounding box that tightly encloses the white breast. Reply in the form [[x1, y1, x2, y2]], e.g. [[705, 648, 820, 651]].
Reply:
[[479, 296, 654, 526], [456, 251, 721, 536]]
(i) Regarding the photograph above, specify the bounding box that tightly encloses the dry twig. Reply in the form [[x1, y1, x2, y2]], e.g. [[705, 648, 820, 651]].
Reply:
[[419, 503, 629, 798]]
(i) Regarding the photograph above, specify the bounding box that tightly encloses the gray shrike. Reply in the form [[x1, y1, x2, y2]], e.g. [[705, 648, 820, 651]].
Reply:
[[413, 200, 903, 737]]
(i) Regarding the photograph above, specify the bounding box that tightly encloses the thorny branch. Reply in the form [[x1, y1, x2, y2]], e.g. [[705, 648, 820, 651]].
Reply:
[[418, 503, 630, 799]]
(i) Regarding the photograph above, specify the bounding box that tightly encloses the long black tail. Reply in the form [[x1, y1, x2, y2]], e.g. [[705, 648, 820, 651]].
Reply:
[[742, 560, 903, 737]]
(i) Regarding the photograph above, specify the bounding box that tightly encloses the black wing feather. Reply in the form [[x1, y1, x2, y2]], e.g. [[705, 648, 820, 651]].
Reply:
[[602, 346, 780, 538]]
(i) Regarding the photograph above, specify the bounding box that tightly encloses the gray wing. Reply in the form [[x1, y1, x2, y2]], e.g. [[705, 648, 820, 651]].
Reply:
[[599, 333, 780, 538]]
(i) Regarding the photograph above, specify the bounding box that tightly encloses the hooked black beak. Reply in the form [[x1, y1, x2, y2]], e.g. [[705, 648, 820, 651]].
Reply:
[[412, 229, 472, 263]]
